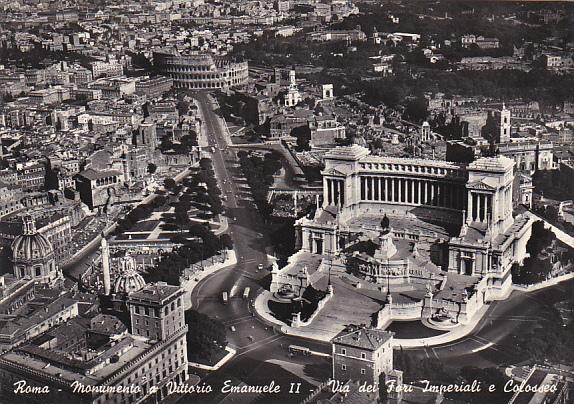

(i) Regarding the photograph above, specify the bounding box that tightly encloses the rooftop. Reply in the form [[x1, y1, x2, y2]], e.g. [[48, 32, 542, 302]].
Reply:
[[1, 335, 152, 385], [332, 326, 393, 350], [77, 168, 123, 181], [128, 282, 183, 305]]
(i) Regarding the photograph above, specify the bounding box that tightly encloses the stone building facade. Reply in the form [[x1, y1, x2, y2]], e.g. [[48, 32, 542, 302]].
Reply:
[[153, 50, 248, 90], [296, 145, 533, 312], [332, 327, 403, 402]]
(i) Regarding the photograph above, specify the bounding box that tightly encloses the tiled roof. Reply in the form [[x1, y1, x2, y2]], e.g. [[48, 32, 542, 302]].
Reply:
[[332, 327, 393, 350]]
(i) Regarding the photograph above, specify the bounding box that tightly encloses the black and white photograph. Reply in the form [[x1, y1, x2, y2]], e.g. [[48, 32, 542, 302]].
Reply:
[[0, 0, 573, 403]]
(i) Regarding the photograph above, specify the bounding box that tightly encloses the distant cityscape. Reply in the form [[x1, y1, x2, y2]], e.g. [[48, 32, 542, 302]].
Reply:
[[0, 1, 573, 404]]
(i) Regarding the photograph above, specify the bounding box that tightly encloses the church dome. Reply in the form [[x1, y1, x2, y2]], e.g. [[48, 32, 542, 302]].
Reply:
[[113, 254, 146, 295], [11, 216, 54, 264]]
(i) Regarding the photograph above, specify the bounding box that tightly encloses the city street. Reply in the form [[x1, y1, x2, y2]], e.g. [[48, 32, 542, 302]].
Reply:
[[403, 279, 574, 371], [185, 93, 331, 403], [3, 3, 573, 404], [186, 93, 574, 403]]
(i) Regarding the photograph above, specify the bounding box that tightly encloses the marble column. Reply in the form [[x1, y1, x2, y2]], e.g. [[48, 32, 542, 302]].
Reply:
[[405, 179, 409, 203], [381, 178, 386, 201], [418, 180, 422, 204], [477, 193, 482, 221], [391, 178, 395, 202], [467, 191, 473, 222], [483, 194, 487, 222]]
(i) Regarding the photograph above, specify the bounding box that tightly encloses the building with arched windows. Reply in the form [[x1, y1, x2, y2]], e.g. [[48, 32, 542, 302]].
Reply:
[[153, 50, 248, 90], [74, 168, 125, 210]]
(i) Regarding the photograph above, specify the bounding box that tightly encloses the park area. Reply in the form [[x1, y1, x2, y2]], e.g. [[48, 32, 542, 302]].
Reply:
[[112, 158, 232, 285]]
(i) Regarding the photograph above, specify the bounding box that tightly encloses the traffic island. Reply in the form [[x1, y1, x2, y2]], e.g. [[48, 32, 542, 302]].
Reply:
[[188, 346, 236, 371]]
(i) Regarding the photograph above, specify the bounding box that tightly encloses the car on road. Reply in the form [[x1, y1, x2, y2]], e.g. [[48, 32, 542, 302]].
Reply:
[[288, 345, 311, 356], [230, 326, 236, 332], [257, 264, 264, 271]]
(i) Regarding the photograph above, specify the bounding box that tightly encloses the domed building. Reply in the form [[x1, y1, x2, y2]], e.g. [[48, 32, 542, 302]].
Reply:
[[102, 251, 147, 317], [11, 215, 61, 285], [113, 253, 146, 295]]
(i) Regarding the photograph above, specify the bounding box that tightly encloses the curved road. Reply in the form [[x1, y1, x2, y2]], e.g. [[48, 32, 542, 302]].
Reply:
[[182, 93, 573, 403], [182, 93, 331, 404]]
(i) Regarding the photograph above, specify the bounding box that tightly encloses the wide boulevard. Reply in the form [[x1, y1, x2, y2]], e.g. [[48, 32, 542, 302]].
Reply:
[[178, 93, 573, 403], [181, 93, 331, 404]]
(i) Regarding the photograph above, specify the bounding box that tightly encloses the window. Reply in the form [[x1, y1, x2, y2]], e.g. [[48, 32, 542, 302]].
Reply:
[[361, 369, 366, 375], [341, 364, 346, 371], [341, 348, 346, 355], [361, 353, 366, 359]]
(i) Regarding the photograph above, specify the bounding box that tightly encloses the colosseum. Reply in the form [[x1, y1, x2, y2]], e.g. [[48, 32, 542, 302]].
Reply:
[[153, 49, 248, 90]]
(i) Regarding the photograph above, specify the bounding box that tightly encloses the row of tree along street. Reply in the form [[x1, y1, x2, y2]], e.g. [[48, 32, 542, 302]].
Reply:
[[236, 150, 282, 218], [144, 158, 231, 285]]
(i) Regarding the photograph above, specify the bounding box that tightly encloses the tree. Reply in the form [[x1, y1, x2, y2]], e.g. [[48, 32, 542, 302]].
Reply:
[[185, 310, 227, 364], [526, 221, 555, 256], [164, 178, 176, 190], [147, 163, 157, 174], [403, 96, 429, 124], [292, 126, 312, 151], [545, 205, 559, 222], [127, 52, 153, 72], [219, 234, 233, 250], [177, 99, 191, 116]]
